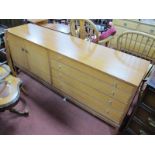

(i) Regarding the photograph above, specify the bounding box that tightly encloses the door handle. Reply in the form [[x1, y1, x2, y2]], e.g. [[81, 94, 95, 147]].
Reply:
[[150, 29, 154, 34], [25, 49, 29, 53]]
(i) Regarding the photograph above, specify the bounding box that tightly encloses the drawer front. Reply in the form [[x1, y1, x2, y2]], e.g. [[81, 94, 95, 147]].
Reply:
[[51, 60, 133, 104], [53, 76, 124, 125], [52, 69, 127, 112], [113, 20, 138, 30], [143, 87, 155, 110], [137, 24, 155, 36], [50, 53, 135, 94], [135, 107, 155, 131], [24, 41, 51, 84], [128, 119, 152, 135]]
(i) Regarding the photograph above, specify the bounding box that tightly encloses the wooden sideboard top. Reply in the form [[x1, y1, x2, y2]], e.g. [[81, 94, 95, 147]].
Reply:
[[7, 24, 150, 87]]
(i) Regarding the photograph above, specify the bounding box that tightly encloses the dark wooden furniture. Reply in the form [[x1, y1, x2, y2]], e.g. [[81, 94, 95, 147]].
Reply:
[[123, 66, 155, 135], [0, 20, 24, 28]]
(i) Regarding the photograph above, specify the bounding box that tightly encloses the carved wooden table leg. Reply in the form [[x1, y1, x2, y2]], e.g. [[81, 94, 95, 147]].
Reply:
[[9, 97, 29, 116]]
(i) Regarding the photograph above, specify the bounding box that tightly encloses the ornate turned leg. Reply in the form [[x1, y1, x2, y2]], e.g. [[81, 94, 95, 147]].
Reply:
[[9, 108, 29, 116], [9, 97, 29, 116], [21, 84, 28, 96]]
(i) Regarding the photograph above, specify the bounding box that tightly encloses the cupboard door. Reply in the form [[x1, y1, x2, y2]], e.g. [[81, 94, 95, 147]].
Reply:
[[24, 41, 51, 84], [7, 34, 28, 69]]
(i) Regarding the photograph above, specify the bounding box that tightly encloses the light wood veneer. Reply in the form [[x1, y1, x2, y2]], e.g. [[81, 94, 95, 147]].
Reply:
[[6, 24, 150, 127]]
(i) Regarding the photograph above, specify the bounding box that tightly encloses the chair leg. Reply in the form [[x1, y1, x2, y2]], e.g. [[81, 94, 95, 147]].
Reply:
[[20, 84, 28, 96], [9, 97, 29, 116], [9, 108, 29, 116]]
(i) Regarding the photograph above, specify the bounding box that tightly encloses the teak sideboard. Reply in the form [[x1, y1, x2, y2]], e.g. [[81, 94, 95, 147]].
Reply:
[[6, 24, 150, 127]]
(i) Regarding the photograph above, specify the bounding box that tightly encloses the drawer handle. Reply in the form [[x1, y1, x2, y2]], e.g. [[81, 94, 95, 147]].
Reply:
[[148, 117, 155, 128], [124, 23, 127, 27], [111, 91, 115, 96], [108, 100, 112, 105], [139, 129, 147, 135], [25, 49, 29, 53], [21, 47, 25, 52]]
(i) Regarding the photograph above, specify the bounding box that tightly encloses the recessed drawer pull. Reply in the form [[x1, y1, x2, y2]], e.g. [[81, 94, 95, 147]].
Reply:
[[139, 129, 147, 135], [111, 91, 115, 96], [21, 47, 25, 52], [124, 23, 127, 27], [25, 49, 29, 53], [107, 100, 112, 105], [148, 117, 155, 128], [150, 29, 154, 34]]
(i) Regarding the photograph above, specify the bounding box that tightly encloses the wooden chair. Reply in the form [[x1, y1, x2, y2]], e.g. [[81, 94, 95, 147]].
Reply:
[[116, 31, 155, 63], [70, 19, 113, 46], [0, 64, 29, 116]]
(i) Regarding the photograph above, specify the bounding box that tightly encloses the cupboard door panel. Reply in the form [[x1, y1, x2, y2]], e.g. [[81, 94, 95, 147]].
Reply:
[[24, 41, 51, 84], [7, 34, 28, 69]]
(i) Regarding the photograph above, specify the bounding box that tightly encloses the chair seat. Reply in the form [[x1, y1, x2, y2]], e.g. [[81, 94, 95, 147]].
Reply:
[[0, 75, 22, 108]]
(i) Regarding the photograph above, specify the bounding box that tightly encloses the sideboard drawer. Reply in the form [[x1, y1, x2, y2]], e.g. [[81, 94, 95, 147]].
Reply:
[[50, 54, 135, 94], [113, 20, 138, 30], [53, 76, 124, 125], [137, 24, 155, 35], [52, 69, 127, 112], [51, 60, 133, 103]]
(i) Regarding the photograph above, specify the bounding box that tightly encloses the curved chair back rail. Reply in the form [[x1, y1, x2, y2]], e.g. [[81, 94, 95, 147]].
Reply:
[[117, 31, 155, 63], [70, 19, 99, 42]]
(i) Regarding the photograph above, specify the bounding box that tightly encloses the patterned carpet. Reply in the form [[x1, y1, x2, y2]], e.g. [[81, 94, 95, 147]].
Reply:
[[0, 72, 117, 135]]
